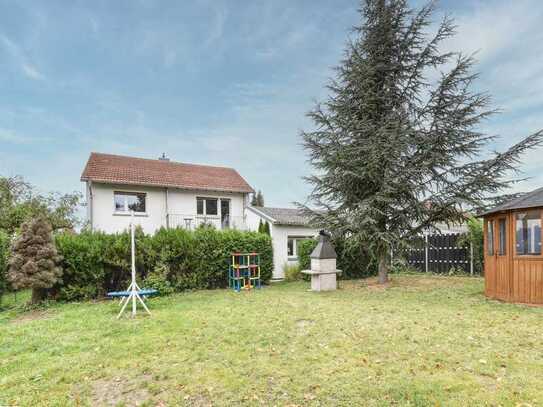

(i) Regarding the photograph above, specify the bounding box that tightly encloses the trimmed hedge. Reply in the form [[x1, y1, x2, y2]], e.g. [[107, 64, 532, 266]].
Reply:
[[54, 227, 273, 301], [298, 236, 377, 279]]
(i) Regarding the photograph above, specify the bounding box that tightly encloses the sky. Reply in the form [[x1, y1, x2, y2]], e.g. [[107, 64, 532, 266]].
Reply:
[[1, 0, 542, 213]]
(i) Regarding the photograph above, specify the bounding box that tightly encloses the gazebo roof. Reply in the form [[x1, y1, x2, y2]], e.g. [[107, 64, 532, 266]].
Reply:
[[482, 187, 543, 216]]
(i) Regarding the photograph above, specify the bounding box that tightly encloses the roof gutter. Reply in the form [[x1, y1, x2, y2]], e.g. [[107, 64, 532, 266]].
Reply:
[[80, 178, 253, 194]]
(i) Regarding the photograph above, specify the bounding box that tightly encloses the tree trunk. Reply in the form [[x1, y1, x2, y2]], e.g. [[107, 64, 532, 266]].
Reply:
[[31, 288, 45, 304], [378, 252, 389, 284]]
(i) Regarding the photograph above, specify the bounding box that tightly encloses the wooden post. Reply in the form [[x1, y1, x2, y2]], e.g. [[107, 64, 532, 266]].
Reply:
[[470, 241, 474, 276]]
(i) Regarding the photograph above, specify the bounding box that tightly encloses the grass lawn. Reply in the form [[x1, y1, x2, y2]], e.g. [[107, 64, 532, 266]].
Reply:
[[1, 274, 542, 406]]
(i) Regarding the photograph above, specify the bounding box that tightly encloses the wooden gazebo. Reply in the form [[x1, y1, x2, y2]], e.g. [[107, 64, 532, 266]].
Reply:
[[482, 187, 543, 304]]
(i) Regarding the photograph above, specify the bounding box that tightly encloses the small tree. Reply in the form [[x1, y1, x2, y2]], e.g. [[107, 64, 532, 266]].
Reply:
[[7, 217, 62, 304], [263, 221, 271, 236], [251, 190, 265, 207], [256, 190, 265, 207], [0, 175, 81, 234], [258, 219, 264, 233]]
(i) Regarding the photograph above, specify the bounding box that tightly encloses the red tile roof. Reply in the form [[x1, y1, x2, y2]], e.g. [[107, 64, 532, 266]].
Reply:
[[81, 152, 254, 193]]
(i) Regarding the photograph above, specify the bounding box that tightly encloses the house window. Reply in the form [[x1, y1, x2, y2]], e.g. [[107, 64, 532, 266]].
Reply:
[[287, 236, 314, 259], [114, 192, 146, 213], [196, 197, 218, 216], [498, 218, 506, 256], [287, 238, 295, 257], [516, 211, 542, 255], [486, 220, 494, 256]]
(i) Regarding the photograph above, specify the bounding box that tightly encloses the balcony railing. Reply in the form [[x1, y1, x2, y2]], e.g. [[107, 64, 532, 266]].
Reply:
[[167, 214, 248, 231]]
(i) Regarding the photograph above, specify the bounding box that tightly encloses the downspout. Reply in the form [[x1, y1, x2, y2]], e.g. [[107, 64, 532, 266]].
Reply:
[[165, 187, 170, 229], [243, 192, 250, 228], [88, 180, 94, 231]]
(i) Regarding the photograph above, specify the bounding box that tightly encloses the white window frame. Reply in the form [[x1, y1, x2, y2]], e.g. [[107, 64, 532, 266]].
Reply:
[[287, 236, 314, 260], [196, 197, 219, 217], [114, 191, 147, 214]]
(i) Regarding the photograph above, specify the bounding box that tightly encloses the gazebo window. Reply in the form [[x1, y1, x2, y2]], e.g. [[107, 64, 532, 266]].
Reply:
[[487, 220, 494, 256], [498, 219, 506, 255], [516, 211, 542, 255]]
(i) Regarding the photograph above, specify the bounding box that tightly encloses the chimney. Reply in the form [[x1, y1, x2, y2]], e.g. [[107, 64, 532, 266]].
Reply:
[[158, 153, 170, 161]]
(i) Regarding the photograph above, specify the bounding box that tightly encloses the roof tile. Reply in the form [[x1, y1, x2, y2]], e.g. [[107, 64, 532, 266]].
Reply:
[[81, 152, 254, 193], [250, 206, 316, 227], [482, 186, 543, 216]]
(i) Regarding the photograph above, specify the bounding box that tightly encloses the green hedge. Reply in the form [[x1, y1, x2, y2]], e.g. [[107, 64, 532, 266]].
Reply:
[[298, 236, 377, 279], [0, 230, 10, 304], [53, 227, 273, 301]]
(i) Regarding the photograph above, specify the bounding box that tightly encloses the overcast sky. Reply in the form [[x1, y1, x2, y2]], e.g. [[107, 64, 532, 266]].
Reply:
[[1, 0, 542, 210]]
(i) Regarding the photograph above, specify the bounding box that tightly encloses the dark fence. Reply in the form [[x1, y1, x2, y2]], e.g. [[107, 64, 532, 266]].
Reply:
[[406, 233, 471, 274]]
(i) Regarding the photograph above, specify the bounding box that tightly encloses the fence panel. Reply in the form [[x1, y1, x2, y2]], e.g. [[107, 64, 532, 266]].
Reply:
[[406, 233, 471, 274]]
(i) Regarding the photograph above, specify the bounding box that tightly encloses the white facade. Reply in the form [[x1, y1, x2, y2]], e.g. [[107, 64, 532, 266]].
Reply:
[[86, 181, 249, 234], [246, 207, 319, 279]]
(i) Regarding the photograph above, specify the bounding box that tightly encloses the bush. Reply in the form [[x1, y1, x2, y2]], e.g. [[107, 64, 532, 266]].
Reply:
[[283, 263, 302, 281], [0, 230, 10, 305], [458, 217, 483, 275], [334, 238, 377, 279], [298, 235, 377, 279], [143, 263, 175, 296], [7, 217, 62, 304], [298, 239, 317, 271], [53, 227, 273, 301]]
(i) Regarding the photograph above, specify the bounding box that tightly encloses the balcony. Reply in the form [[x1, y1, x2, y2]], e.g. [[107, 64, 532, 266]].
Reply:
[[167, 214, 248, 231]]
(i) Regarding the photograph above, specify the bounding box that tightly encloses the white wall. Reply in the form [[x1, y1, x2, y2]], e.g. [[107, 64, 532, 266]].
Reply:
[[246, 207, 318, 279], [89, 182, 248, 234], [91, 183, 167, 234], [270, 224, 319, 279], [246, 206, 272, 231]]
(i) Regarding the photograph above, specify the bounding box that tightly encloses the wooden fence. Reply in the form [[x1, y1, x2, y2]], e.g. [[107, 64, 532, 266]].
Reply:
[[406, 233, 473, 274]]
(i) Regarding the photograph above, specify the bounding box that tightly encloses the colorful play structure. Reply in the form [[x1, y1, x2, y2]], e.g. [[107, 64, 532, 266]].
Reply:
[[107, 211, 158, 318], [228, 252, 261, 291]]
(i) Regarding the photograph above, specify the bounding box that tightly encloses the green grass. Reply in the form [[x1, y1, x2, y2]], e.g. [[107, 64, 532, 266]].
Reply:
[[1, 275, 542, 406]]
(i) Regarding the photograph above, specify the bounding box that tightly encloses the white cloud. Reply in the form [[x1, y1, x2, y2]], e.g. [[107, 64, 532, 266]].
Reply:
[[429, 0, 543, 194], [442, 3, 537, 62], [0, 128, 50, 144], [21, 63, 44, 80], [0, 34, 45, 81], [204, 4, 227, 47]]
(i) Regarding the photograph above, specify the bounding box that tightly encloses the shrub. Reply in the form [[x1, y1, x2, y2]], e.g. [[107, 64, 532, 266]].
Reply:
[[283, 263, 302, 282], [53, 227, 155, 301], [7, 217, 62, 304], [143, 263, 175, 296], [53, 227, 273, 301], [334, 238, 377, 279], [0, 230, 10, 305], [144, 227, 197, 291], [458, 217, 483, 274], [298, 239, 318, 271]]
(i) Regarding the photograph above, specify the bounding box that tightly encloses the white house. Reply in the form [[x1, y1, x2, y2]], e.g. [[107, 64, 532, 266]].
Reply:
[[246, 206, 319, 279], [81, 152, 254, 234]]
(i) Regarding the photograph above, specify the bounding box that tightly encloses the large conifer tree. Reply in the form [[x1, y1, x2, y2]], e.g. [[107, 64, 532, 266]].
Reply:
[[301, 0, 542, 283]]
